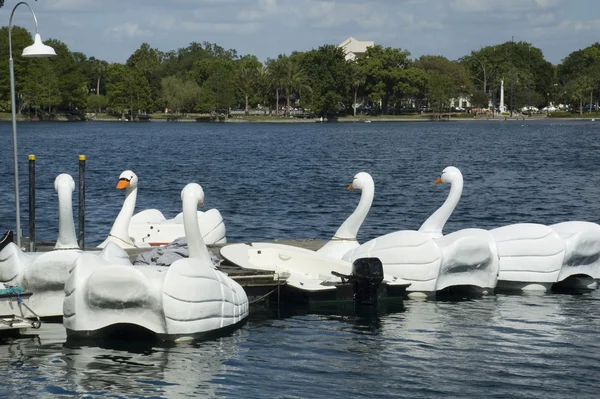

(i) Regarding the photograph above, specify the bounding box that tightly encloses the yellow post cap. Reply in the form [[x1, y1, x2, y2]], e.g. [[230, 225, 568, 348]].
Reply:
[[79, 155, 86, 161], [28, 155, 35, 161]]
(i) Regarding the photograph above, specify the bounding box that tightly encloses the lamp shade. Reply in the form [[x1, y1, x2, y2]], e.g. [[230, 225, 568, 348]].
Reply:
[[22, 33, 56, 58]]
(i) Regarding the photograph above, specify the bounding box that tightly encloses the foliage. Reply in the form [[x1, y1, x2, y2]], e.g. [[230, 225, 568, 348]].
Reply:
[[0, 25, 597, 119]]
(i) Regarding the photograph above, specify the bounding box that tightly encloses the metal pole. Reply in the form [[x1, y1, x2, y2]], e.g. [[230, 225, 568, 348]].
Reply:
[[9, 2, 43, 248], [78, 155, 86, 249], [28, 155, 35, 252], [9, 56, 20, 247]]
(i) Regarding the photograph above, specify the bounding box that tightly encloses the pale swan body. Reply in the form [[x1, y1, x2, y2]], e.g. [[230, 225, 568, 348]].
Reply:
[[549, 221, 600, 289], [64, 183, 248, 340], [0, 174, 130, 318], [221, 172, 374, 267], [422, 166, 570, 293], [127, 173, 226, 246], [343, 229, 496, 296]]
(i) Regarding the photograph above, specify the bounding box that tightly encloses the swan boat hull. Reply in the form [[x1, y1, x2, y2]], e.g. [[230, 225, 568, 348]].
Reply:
[[491, 224, 565, 292], [550, 221, 600, 290], [64, 253, 249, 341]]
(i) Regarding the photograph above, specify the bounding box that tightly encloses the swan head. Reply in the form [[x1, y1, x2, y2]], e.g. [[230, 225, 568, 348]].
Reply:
[[116, 170, 138, 190], [347, 172, 373, 191], [181, 183, 205, 206], [54, 173, 75, 193], [435, 166, 462, 185]]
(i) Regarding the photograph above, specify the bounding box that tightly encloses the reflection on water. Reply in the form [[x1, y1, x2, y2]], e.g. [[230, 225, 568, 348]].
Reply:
[[0, 292, 599, 398]]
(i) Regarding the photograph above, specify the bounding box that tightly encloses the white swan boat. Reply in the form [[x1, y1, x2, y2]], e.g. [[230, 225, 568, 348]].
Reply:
[[420, 166, 586, 293], [345, 167, 498, 298], [419, 166, 599, 292], [64, 183, 248, 341], [99, 170, 226, 248], [221, 172, 374, 262], [0, 174, 130, 318]]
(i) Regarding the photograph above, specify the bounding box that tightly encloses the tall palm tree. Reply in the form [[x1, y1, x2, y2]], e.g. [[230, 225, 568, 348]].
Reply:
[[256, 65, 271, 115], [267, 57, 288, 115], [282, 62, 311, 115], [235, 67, 257, 115], [92, 59, 109, 95]]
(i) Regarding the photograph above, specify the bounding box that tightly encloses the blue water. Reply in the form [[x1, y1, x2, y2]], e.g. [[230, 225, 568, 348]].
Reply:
[[0, 120, 599, 398]]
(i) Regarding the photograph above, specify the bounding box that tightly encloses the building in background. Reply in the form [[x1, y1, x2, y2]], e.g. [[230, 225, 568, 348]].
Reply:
[[338, 37, 374, 61]]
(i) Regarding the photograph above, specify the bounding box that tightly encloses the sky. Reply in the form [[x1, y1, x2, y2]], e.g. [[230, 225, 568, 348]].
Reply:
[[3, 0, 600, 65]]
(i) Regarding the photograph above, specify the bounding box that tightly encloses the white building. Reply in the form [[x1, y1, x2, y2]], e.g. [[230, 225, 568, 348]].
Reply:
[[338, 37, 374, 61]]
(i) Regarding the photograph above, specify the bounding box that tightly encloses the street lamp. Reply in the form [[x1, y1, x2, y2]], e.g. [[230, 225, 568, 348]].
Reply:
[[9, 1, 56, 247]]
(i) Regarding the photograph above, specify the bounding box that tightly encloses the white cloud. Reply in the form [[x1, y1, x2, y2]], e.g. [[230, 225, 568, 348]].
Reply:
[[104, 23, 153, 40], [180, 22, 261, 34]]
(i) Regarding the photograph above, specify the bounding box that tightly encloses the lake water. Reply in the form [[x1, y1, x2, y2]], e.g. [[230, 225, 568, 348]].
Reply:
[[0, 120, 599, 398]]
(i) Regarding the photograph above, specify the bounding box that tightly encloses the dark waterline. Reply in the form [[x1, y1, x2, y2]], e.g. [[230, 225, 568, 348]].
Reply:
[[0, 120, 599, 398]]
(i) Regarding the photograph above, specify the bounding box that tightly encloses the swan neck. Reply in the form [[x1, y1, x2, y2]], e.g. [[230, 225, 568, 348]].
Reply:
[[332, 182, 374, 240], [109, 186, 137, 244], [183, 197, 212, 263], [55, 184, 79, 249], [419, 178, 463, 237]]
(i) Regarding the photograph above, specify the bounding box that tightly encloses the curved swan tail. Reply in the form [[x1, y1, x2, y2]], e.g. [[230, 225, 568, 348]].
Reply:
[[162, 259, 248, 335]]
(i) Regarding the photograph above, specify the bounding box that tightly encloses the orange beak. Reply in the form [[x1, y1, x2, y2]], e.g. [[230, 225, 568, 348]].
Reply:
[[434, 176, 442, 184], [116, 179, 130, 189], [347, 184, 355, 190]]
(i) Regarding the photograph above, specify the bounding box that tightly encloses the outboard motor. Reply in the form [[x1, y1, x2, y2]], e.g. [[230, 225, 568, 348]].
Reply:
[[332, 257, 384, 305], [0, 230, 14, 252]]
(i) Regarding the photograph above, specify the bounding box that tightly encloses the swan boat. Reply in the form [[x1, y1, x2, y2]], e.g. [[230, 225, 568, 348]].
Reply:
[[220, 173, 410, 302], [221, 172, 374, 262], [64, 183, 249, 341], [345, 167, 499, 298], [99, 170, 226, 248], [0, 174, 130, 318], [419, 166, 561, 292], [418, 166, 600, 292]]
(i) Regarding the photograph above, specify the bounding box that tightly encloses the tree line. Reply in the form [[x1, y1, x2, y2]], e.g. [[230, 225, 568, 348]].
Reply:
[[0, 25, 599, 119]]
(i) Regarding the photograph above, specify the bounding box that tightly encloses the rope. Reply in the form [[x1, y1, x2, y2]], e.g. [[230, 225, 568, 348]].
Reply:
[[249, 287, 278, 305]]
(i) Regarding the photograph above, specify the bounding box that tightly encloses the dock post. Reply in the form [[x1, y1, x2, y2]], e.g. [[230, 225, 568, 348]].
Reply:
[[28, 155, 35, 252], [78, 155, 86, 249]]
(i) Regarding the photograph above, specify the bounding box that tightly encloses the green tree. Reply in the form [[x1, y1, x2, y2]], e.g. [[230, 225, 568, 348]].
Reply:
[[358, 45, 411, 114], [296, 45, 352, 116], [105, 63, 152, 119]]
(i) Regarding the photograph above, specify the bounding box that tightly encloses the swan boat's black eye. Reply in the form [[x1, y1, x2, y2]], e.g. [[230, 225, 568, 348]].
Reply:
[[119, 177, 131, 183]]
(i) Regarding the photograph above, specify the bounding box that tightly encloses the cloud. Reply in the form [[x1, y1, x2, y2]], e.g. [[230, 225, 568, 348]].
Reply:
[[104, 23, 153, 40], [180, 22, 261, 34], [451, 0, 561, 13]]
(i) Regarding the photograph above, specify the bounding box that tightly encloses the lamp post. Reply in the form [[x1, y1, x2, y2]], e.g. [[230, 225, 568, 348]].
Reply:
[[9, 1, 56, 247]]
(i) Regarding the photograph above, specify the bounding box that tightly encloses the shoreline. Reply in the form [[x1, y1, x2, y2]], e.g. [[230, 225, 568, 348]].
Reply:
[[0, 115, 597, 124]]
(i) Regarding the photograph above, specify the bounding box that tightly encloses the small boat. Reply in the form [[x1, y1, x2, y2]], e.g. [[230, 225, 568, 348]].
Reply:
[[221, 243, 410, 304]]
